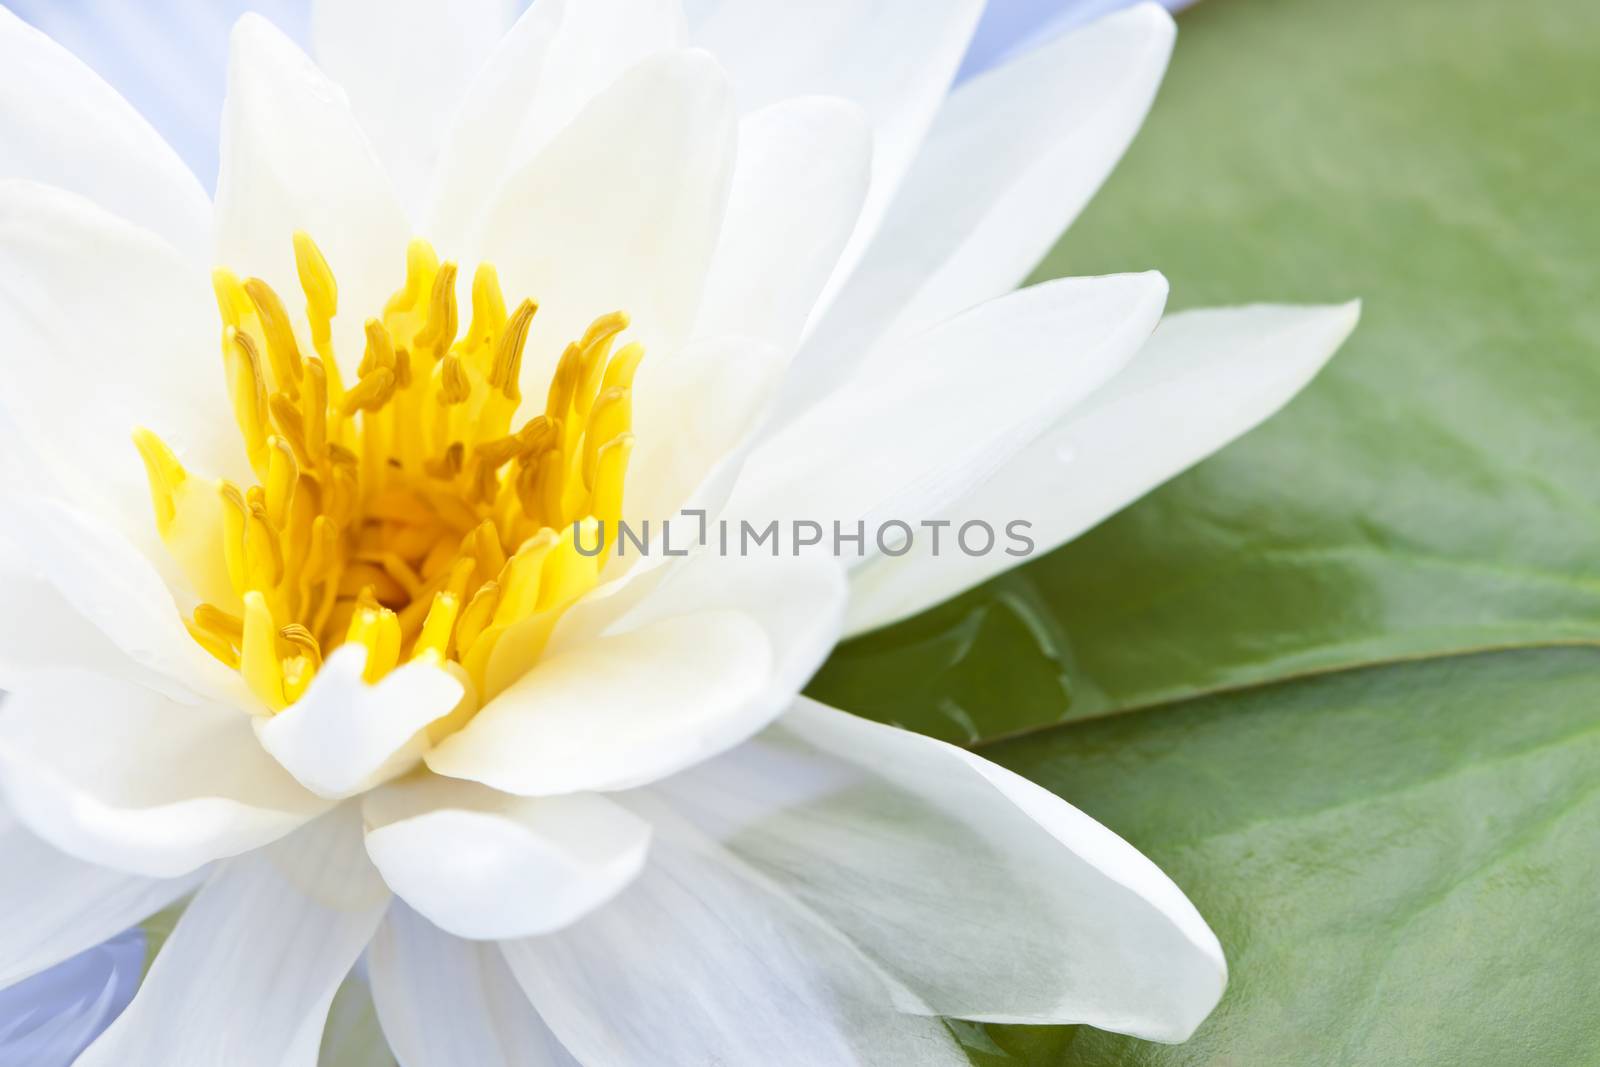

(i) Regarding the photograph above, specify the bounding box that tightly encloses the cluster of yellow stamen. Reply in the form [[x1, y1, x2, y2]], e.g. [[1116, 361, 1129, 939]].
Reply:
[[135, 234, 640, 717]]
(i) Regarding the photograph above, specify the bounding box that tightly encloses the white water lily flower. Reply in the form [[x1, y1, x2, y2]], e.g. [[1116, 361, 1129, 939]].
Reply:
[[0, 0, 1358, 1062]]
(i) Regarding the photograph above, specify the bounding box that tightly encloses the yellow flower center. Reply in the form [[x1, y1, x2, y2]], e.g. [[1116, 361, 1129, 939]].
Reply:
[[135, 234, 639, 721]]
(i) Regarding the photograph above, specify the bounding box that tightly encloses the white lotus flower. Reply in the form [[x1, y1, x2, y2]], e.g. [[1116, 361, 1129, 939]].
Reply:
[[0, 0, 1357, 1062]]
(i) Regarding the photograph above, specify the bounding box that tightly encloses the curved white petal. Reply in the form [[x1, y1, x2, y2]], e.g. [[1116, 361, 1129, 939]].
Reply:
[[731, 272, 1168, 539], [78, 809, 389, 1067], [369, 903, 578, 1066], [690, 0, 984, 309], [0, 668, 329, 878], [694, 97, 872, 350], [427, 0, 691, 246], [310, 0, 517, 212], [607, 548, 848, 714], [795, 5, 1176, 414], [449, 545, 846, 796], [255, 646, 464, 799], [0, 182, 244, 550], [215, 13, 411, 382], [0, 7, 210, 261], [363, 776, 649, 940], [847, 301, 1362, 632], [500, 801, 968, 1066], [506, 0, 689, 161], [0, 811, 201, 988], [427, 610, 773, 796], [474, 49, 735, 393], [0, 550, 168, 694], [423, 0, 567, 248], [624, 333, 789, 530], [1, 491, 247, 705], [653, 698, 1227, 1042]]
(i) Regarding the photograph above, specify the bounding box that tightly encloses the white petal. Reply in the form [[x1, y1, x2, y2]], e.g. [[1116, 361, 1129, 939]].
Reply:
[[0, 7, 209, 261], [0, 668, 328, 878], [78, 809, 389, 1067], [0, 548, 167, 693], [847, 301, 1361, 632], [423, 0, 568, 248], [255, 646, 464, 799], [363, 776, 649, 940], [1, 491, 247, 704], [0, 182, 245, 549], [731, 273, 1168, 537], [796, 5, 1175, 414], [426, 0, 691, 247], [504, 0, 688, 166], [215, 14, 411, 382], [653, 698, 1227, 1042], [500, 801, 968, 1066], [605, 548, 847, 718], [368, 903, 578, 1066], [693, 97, 872, 350], [311, 0, 517, 212], [449, 543, 845, 796], [624, 333, 789, 529], [0, 810, 200, 988], [427, 610, 772, 795], [691, 0, 984, 310], [474, 49, 735, 392]]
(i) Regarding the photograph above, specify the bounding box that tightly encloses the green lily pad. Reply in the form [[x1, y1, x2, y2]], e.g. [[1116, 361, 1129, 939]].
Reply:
[[808, 0, 1600, 1061], [810, 0, 1600, 742], [975, 647, 1600, 1064]]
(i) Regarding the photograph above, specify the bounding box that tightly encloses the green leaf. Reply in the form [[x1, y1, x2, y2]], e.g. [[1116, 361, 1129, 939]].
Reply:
[[972, 648, 1600, 1065], [809, 0, 1600, 743], [802, 0, 1600, 1061]]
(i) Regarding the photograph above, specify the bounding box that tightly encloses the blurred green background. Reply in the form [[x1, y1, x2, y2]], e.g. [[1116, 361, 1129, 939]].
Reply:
[[810, 0, 1600, 1061]]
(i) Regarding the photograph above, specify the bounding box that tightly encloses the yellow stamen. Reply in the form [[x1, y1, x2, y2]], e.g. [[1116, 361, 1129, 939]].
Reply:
[[224, 328, 271, 477], [241, 591, 287, 710], [345, 591, 402, 683], [245, 277, 305, 398], [138, 236, 642, 721]]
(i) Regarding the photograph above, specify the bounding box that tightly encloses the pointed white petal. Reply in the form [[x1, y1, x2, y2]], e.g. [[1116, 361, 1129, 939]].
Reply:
[[474, 49, 735, 393], [427, 0, 692, 247], [694, 97, 872, 350], [427, 610, 772, 795], [369, 903, 578, 1066], [78, 809, 389, 1067], [797, 5, 1175, 413], [311, 0, 516, 212], [364, 776, 649, 940], [1, 491, 247, 704], [624, 333, 789, 529], [0, 811, 200, 988], [605, 548, 848, 716], [0, 182, 245, 547], [691, 0, 984, 309], [215, 14, 411, 382], [445, 546, 846, 796], [0, 668, 329, 878], [847, 301, 1361, 632], [505, 0, 688, 164], [731, 273, 1168, 537], [0, 549, 167, 693], [500, 801, 967, 1066], [423, 0, 567, 248], [255, 646, 464, 799], [0, 7, 209, 261], [654, 698, 1227, 1042]]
